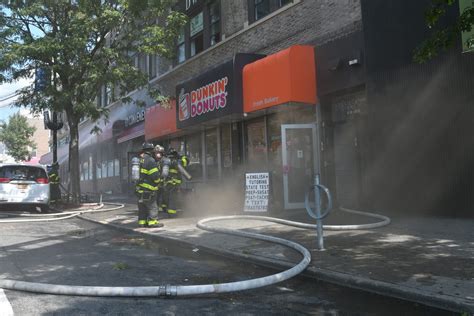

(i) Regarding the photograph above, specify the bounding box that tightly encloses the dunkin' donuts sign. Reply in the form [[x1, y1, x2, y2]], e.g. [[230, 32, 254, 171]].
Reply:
[[178, 77, 229, 122], [176, 54, 264, 128]]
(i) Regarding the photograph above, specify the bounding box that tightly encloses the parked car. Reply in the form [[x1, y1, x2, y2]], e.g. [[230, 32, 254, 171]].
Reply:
[[0, 164, 50, 212]]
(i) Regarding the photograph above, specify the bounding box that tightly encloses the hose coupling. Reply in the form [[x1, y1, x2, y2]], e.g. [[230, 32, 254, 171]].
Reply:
[[159, 285, 177, 297]]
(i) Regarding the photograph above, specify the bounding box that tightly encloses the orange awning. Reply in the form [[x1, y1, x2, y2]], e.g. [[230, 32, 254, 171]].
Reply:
[[145, 99, 179, 140], [243, 45, 317, 113]]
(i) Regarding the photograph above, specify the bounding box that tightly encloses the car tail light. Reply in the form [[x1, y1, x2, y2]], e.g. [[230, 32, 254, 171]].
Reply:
[[0, 178, 11, 183], [36, 178, 49, 184]]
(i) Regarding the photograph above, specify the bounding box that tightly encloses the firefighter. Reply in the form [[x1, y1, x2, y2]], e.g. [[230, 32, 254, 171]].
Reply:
[[48, 162, 61, 204], [160, 148, 190, 216], [135, 142, 163, 228], [154, 144, 166, 215]]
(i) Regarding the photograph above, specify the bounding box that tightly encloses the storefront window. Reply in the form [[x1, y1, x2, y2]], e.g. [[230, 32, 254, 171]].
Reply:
[[205, 128, 218, 180], [97, 163, 102, 179], [102, 161, 107, 178], [267, 114, 284, 170], [246, 118, 267, 169], [186, 133, 203, 180], [89, 155, 93, 180], [266, 114, 286, 204], [82, 161, 89, 180], [169, 138, 185, 154], [114, 158, 120, 177], [221, 124, 232, 175], [107, 160, 114, 177], [266, 110, 316, 170]]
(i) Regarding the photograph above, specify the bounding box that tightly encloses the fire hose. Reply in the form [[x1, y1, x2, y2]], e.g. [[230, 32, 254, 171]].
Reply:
[[0, 202, 390, 297]]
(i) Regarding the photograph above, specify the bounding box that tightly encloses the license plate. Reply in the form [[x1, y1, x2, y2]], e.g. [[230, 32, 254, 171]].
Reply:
[[17, 184, 28, 190]]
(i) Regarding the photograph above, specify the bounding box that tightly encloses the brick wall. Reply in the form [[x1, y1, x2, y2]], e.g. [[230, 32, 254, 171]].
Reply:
[[28, 116, 50, 158], [150, 0, 362, 97]]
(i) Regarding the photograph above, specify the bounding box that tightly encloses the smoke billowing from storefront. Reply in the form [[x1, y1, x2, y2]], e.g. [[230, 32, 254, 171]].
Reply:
[[359, 58, 473, 216], [179, 174, 245, 217]]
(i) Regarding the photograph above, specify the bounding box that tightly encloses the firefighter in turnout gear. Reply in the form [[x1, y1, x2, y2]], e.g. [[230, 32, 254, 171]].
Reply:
[[47, 162, 61, 204], [159, 148, 190, 216], [135, 142, 163, 228], [154, 144, 166, 215]]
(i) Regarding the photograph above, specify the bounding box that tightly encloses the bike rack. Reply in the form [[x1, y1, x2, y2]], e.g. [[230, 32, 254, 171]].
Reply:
[[304, 174, 333, 250]]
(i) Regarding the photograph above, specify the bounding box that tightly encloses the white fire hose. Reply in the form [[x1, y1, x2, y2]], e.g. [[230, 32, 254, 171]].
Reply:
[[0, 203, 390, 297]]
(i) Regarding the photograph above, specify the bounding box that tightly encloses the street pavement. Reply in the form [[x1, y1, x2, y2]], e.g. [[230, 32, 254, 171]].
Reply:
[[78, 197, 474, 314]]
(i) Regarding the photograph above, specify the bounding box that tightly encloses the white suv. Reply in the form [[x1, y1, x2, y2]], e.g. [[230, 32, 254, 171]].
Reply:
[[0, 164, 50, 212]]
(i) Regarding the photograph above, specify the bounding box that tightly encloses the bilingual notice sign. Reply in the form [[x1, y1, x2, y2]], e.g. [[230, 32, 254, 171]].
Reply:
[[244, 172, 270, 212]]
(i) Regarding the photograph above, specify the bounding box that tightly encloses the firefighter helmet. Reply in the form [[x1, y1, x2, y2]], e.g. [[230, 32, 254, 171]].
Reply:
[[142, 142, 155, 151], [167, 147, 179, 157], [155, 144, 165, 153]]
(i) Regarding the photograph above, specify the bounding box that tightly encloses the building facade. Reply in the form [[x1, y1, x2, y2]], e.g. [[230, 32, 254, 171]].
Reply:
[[42, 0, 474, 217]]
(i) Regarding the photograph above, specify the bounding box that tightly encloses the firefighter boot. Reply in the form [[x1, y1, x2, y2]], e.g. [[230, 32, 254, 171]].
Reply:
[[147, 219, 164, 228]]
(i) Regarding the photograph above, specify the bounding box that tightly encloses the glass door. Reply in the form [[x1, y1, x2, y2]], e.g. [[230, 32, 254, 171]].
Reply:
[[281, 124, 320, 209]]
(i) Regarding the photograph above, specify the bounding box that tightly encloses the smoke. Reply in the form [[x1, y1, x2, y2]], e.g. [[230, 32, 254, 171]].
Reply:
[[361, 56, 473, 215], [180, 174, 245, 217], [179, 105, 317, 218]]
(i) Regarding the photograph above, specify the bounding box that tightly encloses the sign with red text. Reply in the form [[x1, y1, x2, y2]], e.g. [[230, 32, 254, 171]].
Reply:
[[178, 77, 229, 122], [176, 54, 264, 129]]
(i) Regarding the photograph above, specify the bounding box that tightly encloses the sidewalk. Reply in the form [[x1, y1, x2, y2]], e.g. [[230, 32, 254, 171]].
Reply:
[[80, 200, 474, 314]]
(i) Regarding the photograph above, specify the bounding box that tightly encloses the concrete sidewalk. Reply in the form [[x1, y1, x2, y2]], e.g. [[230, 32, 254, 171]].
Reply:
[[80, 201, 474, 314]]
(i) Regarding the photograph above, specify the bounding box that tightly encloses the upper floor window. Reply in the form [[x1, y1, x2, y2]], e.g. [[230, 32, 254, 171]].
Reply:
[[177, 27, 186, 63], [96, 85, 108, 108], [135, 53, 147, 74], [248, 0, 293, 24], [255, 0, 270, 21], [176, 0, 222, 64], [106, 85, 113, 106], [186, 0, 198, 10], [209, 1, 221, 46], [190, 11, 204, 57], [148, 54, 157, 79], [96, 84, 114, 108]]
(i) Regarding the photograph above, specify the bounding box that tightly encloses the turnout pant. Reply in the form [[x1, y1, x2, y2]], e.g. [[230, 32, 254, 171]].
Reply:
[[157, 185, 179, 214], [50, 183, 61, 202], [137, 191, 158, 223]]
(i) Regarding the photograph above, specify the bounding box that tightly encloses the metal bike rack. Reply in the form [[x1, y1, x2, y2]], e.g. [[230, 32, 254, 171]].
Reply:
[[304, 174, 333, 250]]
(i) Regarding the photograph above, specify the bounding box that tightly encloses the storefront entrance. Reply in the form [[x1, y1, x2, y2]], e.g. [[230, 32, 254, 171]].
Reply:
[[281, 124, 320, 209]]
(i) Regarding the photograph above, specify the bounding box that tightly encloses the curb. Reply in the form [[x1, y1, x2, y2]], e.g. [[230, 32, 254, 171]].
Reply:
[[79, 214, 474, 314]]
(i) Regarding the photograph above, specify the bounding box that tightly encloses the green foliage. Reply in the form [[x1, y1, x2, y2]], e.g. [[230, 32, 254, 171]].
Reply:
[[0, 113, 36, 162], [0, 0, 187, 200], [414, 0, 474, 63], [0, 0, 187, 117]]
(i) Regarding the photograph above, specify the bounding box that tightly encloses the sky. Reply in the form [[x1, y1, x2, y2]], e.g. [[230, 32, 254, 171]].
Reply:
[[0, 78, 33, 121], [1, 6, 46, 122]]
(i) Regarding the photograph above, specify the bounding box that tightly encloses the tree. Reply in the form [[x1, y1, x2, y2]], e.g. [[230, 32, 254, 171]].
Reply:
[[0, 0, 186, 202], [414, 0, 474, 63], [0, 113, 36, 162]]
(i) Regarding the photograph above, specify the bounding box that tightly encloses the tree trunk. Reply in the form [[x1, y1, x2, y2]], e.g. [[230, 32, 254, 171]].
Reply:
[[67, 111, 81, 204]]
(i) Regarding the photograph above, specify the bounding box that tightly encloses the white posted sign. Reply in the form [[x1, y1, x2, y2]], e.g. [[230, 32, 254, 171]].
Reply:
[[244, 172, 270, 212]]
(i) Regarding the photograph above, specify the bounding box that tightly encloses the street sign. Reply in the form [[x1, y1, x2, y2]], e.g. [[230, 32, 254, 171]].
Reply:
[[35, 68, 50, 92]]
